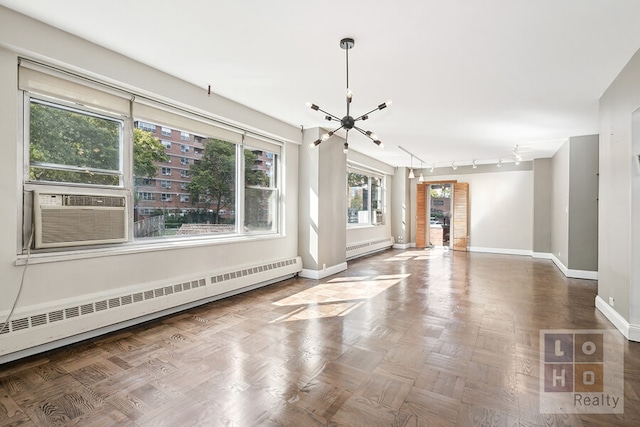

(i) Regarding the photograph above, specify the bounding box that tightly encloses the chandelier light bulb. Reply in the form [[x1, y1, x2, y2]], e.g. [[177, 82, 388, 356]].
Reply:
[[343, 142, 349, 154], [346, 88, 353, 99], [321, 133, 331, 142]]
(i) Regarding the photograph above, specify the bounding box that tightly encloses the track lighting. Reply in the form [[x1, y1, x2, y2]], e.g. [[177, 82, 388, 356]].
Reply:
[[472, 160, 478, 169], [398, 146, 426, 180], [452, 162, 458, 170], [418, 162, 424, 182], [497, 159, 503, 168]]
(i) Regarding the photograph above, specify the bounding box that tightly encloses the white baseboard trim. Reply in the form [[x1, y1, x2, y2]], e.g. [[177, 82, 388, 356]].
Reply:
[[300, 262, 348, 280], [393, 243, 411, 249], [594, 295, 636, 340], [550, 254, 598, 280], [469, 247, 533, 257], [532, 252, 553, 259]]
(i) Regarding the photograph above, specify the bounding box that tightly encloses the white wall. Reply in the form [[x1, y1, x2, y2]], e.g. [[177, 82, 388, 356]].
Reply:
[[409, 168, 533, 254], [0, 7, 301, 359]]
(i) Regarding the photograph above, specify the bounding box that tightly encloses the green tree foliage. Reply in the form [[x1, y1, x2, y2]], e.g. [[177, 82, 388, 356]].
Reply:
[[187, 139, 236, 224], [133, 128, 168, 178], [30, 102, 120, 185], [348, 172, 368, 188], [30, 102, 167, 187], [350, 192, 363, 210], [430, 185, 451, 198]]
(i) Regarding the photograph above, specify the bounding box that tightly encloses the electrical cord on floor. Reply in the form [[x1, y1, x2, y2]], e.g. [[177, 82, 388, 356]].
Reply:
[[0, 228, 34, 335]]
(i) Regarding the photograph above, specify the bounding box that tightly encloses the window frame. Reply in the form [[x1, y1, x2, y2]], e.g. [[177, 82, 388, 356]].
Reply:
[[243, 145, 280, 235], [25, 95, 125, 188], [18, 59, 285, 257], [346, 166, 385, 227]]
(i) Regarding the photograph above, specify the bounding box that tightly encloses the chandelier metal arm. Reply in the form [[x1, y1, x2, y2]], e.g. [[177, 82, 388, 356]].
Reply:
[[311, 124, 345, 147], [307, 103, 342, 122], [353, 126, 383, 146], [354, 101, 390, 122]]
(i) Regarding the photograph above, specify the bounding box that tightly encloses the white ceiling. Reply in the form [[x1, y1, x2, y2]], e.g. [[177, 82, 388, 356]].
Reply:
[[3, 0, 640, 168]]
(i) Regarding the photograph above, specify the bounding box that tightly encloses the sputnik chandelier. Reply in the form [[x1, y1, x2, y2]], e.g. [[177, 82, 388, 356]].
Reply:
[[307, 38, 391, 153]]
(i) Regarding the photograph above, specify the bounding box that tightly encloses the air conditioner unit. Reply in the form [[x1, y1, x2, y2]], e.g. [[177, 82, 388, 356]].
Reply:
[[34, 192, 128, 249]]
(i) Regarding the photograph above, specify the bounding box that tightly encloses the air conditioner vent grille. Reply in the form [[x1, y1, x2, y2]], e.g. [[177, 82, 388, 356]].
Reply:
[[34, 192, 128, 249], [65, 195, 125, 207]]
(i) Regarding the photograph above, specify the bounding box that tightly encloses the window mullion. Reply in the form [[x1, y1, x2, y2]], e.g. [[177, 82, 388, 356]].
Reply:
[[236, 141, 245, 235]]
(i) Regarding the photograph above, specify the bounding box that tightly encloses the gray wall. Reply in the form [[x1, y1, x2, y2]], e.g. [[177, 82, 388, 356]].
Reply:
[[599, 46, 640, 324], [391, 167, 411, 245], [533, 158, 552, 253], [298, 128, 348, 274], [298, 128, 320, 270], [318, 134, 348, 269], [568, 135, 599, 271], [551, 141, 570, 266]]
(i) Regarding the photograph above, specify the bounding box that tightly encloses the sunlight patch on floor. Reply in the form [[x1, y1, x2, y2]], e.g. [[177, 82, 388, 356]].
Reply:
[[271, 274, 409, 322], [385, 249, 444, 261]]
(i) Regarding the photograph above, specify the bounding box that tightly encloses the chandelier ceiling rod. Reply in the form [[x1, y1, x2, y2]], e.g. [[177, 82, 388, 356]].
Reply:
[[307, 37, 391, 154]]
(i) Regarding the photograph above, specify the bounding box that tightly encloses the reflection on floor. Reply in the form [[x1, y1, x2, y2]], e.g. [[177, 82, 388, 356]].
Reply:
[[0, 248, 638, 426]]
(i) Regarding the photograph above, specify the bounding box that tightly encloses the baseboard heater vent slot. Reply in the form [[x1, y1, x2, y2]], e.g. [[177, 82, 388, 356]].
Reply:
[[0, 276, 206, 335], [210, 258, 298, 285], [346, 238, 394, 260]]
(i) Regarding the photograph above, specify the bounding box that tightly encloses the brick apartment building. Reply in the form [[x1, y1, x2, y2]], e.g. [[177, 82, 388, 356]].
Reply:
[[133, 121, 271, 221]]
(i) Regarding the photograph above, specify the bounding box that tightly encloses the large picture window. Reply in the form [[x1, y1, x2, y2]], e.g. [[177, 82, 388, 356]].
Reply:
[[20, 59, 283, 251], [347, 169, 384, 225], [133, 118, 238, 239]]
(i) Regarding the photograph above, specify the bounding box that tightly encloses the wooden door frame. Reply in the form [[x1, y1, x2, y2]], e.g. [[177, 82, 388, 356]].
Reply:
[[416, 180, 457, 248]]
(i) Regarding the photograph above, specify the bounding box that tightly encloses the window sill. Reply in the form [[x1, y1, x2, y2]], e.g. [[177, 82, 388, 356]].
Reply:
[[16, 232, 283, 266], [347, 223, 384, 229]]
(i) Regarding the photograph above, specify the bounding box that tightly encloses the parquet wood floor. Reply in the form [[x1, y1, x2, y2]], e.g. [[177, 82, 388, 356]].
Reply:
[[1, 249, 639, 426]]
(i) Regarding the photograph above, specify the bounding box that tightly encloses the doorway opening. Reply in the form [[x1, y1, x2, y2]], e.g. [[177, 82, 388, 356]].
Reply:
[[428, 183, 452, 248]]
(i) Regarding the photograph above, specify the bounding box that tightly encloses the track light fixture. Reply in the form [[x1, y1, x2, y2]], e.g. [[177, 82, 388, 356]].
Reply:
[[513, 144, 522, 165], [472, 160, 478, 169], [451, 162, 458, 170], [418, 162, 425, 182], [307, 38, 391, 153], [497, 159, 503, 168]]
